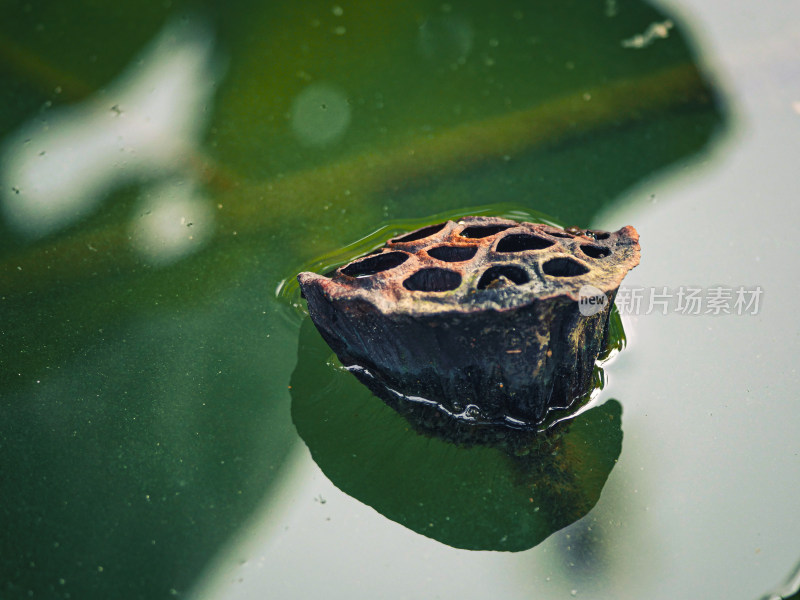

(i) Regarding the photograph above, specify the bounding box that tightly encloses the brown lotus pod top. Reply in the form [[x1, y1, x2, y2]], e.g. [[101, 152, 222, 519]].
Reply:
[[298, 216, 640, 314]]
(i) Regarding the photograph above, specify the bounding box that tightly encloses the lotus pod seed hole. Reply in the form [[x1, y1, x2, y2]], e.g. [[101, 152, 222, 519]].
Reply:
[[542, 257, 590, 277], [427, 245, 478, 262], [403, 267, 462, 292], [341, 251, 409, 277], [496, 233, 555, 252], [580, 244, 612, 259], [391, 222, 447, 243], [477, 265, 530, 289], [458, 224, 513, 239]]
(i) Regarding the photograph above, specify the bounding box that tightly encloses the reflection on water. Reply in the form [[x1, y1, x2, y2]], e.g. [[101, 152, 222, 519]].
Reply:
[[0, 18, 219, 242], [290, 317, 623, 552], [130, 178, 215, 266], [621, 18, 673, 49]]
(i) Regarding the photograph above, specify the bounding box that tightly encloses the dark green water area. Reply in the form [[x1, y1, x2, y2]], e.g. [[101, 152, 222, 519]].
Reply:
[[0, 0, 728, 598]]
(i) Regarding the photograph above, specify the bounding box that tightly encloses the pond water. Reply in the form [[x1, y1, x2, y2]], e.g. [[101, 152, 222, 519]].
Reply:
[[1, 1, 798, 599]]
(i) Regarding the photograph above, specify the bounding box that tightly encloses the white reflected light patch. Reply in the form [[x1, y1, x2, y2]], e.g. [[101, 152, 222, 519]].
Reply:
[[0, 18, 220, 239], [130, 179, 214, 266], [290, 82, 351, 147]]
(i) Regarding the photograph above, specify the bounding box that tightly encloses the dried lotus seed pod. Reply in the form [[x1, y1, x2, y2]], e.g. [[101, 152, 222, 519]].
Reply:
[[297, 216, 640, 429]]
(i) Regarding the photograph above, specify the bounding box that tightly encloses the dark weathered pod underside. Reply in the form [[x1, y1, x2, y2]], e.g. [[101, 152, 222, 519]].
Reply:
[[298, 216, 639, 428]]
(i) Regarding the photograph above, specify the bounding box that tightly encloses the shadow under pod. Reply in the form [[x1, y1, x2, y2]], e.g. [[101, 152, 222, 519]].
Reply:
[[290, 317, 623, 552]]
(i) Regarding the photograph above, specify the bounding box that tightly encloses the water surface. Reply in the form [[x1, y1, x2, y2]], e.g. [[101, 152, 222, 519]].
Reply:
[[1, 1, 798, 599]]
